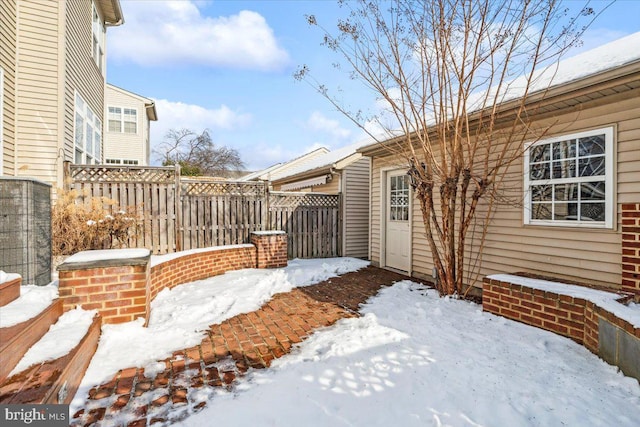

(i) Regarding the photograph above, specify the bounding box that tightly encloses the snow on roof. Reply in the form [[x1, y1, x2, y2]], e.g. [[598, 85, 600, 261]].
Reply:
[[358, 31, 640, 154], [273, 139, 372, 182], [471, 31, 640, 109], [238, 163, 283, 181], [240, 148, 330, 182]]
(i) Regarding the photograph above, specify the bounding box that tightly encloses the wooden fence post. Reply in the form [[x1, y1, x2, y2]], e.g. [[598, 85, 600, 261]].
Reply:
[[174, 164, 182, 252], [63, 161, 71, 192], [264, 183, 270, 231]]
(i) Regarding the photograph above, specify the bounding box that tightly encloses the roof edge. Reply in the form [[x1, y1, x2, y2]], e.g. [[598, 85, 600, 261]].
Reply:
[[358, 61, 640, 157]]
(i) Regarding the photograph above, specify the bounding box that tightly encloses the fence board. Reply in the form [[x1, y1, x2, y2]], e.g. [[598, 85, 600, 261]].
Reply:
[[65, 164, 341, 258]]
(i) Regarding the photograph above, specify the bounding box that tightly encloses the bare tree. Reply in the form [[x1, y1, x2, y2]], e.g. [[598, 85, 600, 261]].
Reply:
[[154, 128, 245, 177], [297, 0, 602, 296]]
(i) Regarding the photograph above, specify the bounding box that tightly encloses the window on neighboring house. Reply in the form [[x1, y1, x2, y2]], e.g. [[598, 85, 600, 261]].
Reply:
[[106, 158, 139, 165], [108, 106, 137, 133], [524, 127, 614, 229], [92, 1, 105, 74], [74, 92, 102, 164]]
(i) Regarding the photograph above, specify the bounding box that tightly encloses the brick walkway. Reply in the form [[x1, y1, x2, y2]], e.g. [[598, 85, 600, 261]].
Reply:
[[71, 266, 410, 426]]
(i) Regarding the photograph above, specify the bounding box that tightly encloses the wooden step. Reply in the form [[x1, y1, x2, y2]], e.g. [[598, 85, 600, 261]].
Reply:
[[0, 276, 21, 307], [0, 299, 64, 382], [0, 314, 102, 404]]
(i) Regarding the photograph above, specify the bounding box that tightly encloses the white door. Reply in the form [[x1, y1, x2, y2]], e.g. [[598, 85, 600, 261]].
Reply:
[[385, 170, 411, 271]]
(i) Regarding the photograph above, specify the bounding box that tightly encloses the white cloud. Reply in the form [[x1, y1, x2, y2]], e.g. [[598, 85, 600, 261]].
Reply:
[[305, 112, 351, 140], [109, 1, 290, 71], [150, 99, 251, 162]]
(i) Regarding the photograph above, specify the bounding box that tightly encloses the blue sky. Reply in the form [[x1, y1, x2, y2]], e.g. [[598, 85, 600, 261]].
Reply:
[[106, 0, 640, 171]]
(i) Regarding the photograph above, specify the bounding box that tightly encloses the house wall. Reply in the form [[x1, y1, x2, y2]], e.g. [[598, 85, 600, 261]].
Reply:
[[14, 0, 62, 185], [0, 0, 17, 175], [271, 173, 340, 193], [104, 85, 151, 165], [310, 175, 340, 193], [3, 0, 110, 187], [64, 0, 105, 168], [370, 89, 640, 290], [343, 157, 370, 258]]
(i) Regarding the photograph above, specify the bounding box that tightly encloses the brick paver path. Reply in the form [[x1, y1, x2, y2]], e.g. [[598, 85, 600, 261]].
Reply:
[[71, 266, 410, 426]]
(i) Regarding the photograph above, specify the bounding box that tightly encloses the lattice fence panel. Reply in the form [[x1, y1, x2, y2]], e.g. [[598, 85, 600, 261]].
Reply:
[[269, 192, 340, 208], [69, 165, 176, 184], [182, 180, 267, 197]]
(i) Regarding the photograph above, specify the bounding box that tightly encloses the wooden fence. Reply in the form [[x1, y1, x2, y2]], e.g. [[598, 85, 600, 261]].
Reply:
[[64, 163, 341, 258], [269, 192, 341, 259]]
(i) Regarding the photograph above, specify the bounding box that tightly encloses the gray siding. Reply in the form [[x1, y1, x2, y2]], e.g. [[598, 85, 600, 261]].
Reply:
[[343, 157, 370, 258]]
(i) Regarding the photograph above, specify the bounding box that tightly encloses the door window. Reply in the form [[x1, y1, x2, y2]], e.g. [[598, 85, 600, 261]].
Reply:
[[389, 175, 410, 221]]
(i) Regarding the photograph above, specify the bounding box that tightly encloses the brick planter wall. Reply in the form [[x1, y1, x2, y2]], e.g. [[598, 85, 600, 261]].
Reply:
[[149, 245, 257, 301], [483, 276, 640, 381], [58, 233, 288, 325], [58, 251, 150, 325], [251, 231, 288, 268], [622, 203, 640, 299]]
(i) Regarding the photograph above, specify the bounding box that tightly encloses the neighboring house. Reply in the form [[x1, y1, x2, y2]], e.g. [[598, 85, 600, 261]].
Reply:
[[103, 83, 157, 166], [239, 147, 329, 182], [359, 32, 640, 294], [0, 0, 123, 187], [270, 142, 371, 259]]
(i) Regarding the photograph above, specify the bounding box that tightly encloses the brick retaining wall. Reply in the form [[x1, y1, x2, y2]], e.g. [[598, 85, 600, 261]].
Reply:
[[622, 203, 640, 298], [58, 232, 287, 325], [251, 232, 287, 269], [149, 245, 256, 302], [483, 275, 640, 381]]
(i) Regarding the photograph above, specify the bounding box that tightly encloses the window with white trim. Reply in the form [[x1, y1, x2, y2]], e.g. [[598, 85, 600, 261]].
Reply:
[[108, 107, 137, 133], [524, 127, 614, 228], [74, 92, 102, 164], [106, 158, 139, 165], [92, 1, 105, 74]]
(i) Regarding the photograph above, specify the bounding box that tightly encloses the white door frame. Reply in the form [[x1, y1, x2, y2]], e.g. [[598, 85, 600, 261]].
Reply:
[[380, 166, 412, 274]]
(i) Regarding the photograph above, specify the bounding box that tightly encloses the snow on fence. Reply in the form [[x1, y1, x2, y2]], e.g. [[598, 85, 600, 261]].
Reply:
[[64, 163, 341, 258]]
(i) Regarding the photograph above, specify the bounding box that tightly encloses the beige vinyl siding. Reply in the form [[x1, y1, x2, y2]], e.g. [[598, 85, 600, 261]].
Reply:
[[370, 155, 407, 266], [14, 0, 61, 185], [309, 175, 340, 193], [0, 0, 17, 174], [64, 0, 104, 162], [343, 157, 370, 258], [104, 85, 150, 165], [370, 89, 640, 290]]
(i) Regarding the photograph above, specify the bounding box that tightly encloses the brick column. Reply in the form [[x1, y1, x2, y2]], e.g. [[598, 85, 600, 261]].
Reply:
[[57, 249, 150, 324], [251, 231, 288, 269], [621, 203, 640, 300]]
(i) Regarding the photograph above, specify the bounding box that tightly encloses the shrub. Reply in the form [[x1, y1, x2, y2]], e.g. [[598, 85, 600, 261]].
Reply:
[[52, 188, 141, 256]]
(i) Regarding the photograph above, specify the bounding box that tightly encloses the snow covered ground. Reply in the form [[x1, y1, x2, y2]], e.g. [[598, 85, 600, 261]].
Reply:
[[72, 258, 369, 411], [5, 258, 639, 426], [178, 280, 640, 427], [0, 282, 58, 328]]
